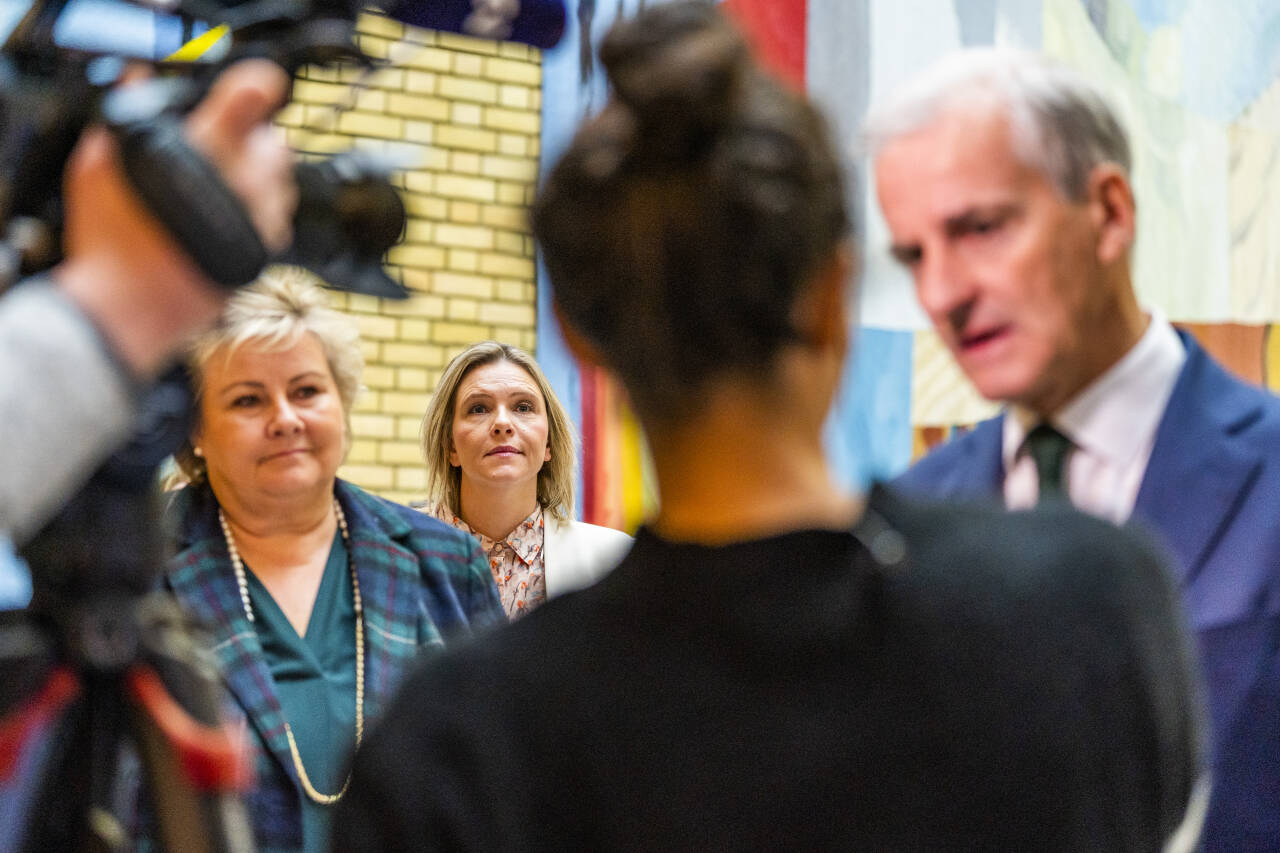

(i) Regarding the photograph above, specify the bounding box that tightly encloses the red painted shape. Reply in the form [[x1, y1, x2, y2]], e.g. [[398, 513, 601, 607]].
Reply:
[[580, 364, 600, 524], [722, 0, 807, 88]]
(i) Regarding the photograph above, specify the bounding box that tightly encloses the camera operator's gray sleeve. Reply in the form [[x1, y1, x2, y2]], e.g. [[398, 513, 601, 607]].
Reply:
[[0, 279, 136, 544]]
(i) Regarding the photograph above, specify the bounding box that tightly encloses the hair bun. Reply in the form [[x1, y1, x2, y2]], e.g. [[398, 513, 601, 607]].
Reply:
[[600, 2, 749, 156]]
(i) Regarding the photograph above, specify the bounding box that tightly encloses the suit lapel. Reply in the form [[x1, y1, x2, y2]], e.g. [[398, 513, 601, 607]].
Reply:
[[1133, 335, 1264, 587], [952, 417, 1006, 498], [165, 486, 300, 790], [335, 481, 443, 720]]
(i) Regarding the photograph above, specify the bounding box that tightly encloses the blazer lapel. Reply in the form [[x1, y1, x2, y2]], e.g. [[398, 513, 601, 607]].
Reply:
[[335, 481, 443, 720], [165, 486, 300, 790], [1133, 334, 1264, 587]]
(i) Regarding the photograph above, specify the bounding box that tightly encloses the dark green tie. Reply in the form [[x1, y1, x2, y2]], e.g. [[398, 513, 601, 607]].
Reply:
[[1023, 423, 1073, 504]]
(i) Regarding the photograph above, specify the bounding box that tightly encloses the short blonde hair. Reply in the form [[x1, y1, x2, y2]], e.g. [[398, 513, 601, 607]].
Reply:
[[174, 266, 364, 484], [421, 342, 576, 521]]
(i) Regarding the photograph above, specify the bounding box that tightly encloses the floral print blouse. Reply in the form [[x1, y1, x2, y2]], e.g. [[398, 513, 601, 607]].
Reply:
[[428, 503, 546, 620]]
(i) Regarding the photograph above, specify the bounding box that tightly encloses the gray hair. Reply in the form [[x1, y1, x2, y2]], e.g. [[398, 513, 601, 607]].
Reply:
[[174, 266, 364, 484], [861, 48, 1130, 201]]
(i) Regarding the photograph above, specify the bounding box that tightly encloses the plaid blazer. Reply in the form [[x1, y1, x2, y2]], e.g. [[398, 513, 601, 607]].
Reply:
[[161, 479, 502, 852]]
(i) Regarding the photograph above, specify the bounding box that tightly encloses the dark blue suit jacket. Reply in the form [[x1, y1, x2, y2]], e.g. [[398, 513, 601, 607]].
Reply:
[[896, 331, 1280, 852]]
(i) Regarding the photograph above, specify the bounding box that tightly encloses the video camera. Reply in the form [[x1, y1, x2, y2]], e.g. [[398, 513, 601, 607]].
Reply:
[[0, 0, 566, 298]]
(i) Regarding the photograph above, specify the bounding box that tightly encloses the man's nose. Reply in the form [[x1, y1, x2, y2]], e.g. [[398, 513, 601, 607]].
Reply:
[[914, 246, 975, 324]]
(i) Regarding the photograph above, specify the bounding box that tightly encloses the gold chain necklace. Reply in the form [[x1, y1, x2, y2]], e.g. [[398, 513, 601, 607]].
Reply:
[[217, 498, 364, 805]]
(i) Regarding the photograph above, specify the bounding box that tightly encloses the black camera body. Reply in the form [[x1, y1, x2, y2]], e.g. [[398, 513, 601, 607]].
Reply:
[[0, 0, 409, 297]]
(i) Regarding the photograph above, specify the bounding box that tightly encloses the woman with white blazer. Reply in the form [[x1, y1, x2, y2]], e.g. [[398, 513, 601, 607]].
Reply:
[[420, 341, 632, 619]]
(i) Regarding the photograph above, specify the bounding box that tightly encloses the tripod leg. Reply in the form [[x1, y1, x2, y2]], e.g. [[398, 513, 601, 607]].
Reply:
[[128, 594, 255, 853]]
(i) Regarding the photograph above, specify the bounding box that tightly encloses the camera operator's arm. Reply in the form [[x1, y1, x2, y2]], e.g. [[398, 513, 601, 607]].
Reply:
[[0, 60, 294, 544]]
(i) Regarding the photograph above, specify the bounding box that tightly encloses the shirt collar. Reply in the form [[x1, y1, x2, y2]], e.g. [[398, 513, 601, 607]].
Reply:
[[1003, 309, 1185, 468], [434, 502, 545, 566]]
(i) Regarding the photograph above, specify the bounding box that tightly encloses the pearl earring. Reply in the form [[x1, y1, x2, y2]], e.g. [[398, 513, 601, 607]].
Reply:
[[193, 446, 204, 458]]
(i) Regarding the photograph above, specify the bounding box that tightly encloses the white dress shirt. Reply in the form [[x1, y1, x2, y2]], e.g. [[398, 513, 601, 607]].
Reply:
[[1002, 310, 1186, 523]]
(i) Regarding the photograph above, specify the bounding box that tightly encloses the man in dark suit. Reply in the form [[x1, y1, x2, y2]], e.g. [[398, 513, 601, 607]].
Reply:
[[868, 48, 1280, 851]]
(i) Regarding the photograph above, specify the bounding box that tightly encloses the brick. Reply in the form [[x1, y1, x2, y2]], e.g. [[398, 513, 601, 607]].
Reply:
[[372, 68, 405, 90], [438, 75, 499, 105], [495, 232, 525, 255], [387, 245, 446, 269], [395, 467, 428, 492], [353, 390, 382, 413], [496, 281, 526, 302], [404, 70, 437, 94], [383, 292, 447, 318], [480, 204, 527, 231], [436, 125, 499, 153], [363, 365, 396, 389], [404, 46, 453, 72], [398, 416, 426, 441], [351, 414, 396, 438], [498, 85, 531, 110], [354, 89, 387, 113], [481, 154, 537, 182], [397, 366, 430, 390], [383, 342, 445, 366], [435, 223, 493, 250], [497, 42, 530, 61], [383, 391, 433, 415], [303, 64, 340, 83], [450, 151, 482, 174], [274, 102, 306, 128], [479, 302, 535, 326], [360, 339, 381, 363], [435, 173, 496, 202], [339, 464, 394, 489], [401, 23, 435, 45], [404, 192, 449, 220], [289, 131, 352, 156], [355, 314, 399, 340], [496, 182, 526, 205], [434, 321, 492, 344], [404, 220, 433, 243], [346, 293, 383, 315], [346, 439, 380, 463], [479, 254, 534, 279], [452, 102, 483, 126], [403, 172, 433, 194], [358, 12, 404, 40], [448, 249, 479, 272], [383, 490, 422, 505], [402, 121, 437, 147], [379, 441, 425, 464], [497, 134, 527, 157], [438, 31, 499, 56], [433, 272, 493, 299], [450, 201, 481, 224], [447, 298, 480, 321], [484, 57, 540, 86], [399, 319, 429, 341], [337, 111, 404, 141], [356, 34, 393, 60], [386, 92, 450, 122], [483, 107, 539, 135]]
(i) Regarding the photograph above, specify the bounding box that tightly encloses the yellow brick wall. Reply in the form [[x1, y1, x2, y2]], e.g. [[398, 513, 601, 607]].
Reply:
[[275, 13, 542, 504]]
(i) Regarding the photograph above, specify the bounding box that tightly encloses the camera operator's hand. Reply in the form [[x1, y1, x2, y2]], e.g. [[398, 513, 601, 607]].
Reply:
[[54, 59, 296, 379]]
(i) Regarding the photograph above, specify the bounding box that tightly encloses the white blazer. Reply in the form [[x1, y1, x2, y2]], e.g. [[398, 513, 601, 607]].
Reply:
[[543, 517, 633, 599]]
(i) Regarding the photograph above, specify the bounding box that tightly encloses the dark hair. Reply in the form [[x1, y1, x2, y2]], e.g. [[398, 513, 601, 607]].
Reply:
[[530, 0, 852, 420]]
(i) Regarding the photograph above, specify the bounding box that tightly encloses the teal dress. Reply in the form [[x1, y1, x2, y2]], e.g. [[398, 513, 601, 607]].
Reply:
[[245, 532, 356, 853]]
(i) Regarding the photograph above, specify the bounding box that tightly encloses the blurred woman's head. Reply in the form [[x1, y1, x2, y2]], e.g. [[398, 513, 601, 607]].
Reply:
[[175, 266, 363, 495], [531, 1, 854, 425], [422, 342, 577, 521]]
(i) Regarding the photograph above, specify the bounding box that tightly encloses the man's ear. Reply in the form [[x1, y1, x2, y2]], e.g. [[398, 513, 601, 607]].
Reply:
[[1086, 164, 1136, 265], [792, 243, 856, 352], [552, 300, 606, 370]]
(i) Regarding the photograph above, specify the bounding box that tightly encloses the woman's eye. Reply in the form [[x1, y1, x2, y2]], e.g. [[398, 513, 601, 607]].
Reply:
[[294, 385, 320, 399], [231, 395, 260, 408], [516, 401, 535, 413], [468, 404, 488, 415]]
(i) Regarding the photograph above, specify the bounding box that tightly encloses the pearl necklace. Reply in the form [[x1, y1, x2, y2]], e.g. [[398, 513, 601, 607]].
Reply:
[[217, 498, 364, 805]]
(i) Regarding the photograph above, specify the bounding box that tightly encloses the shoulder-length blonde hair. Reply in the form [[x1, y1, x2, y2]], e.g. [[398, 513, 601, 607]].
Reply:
[[173, 266, 364, 484], [422, 342, 576, 521]]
